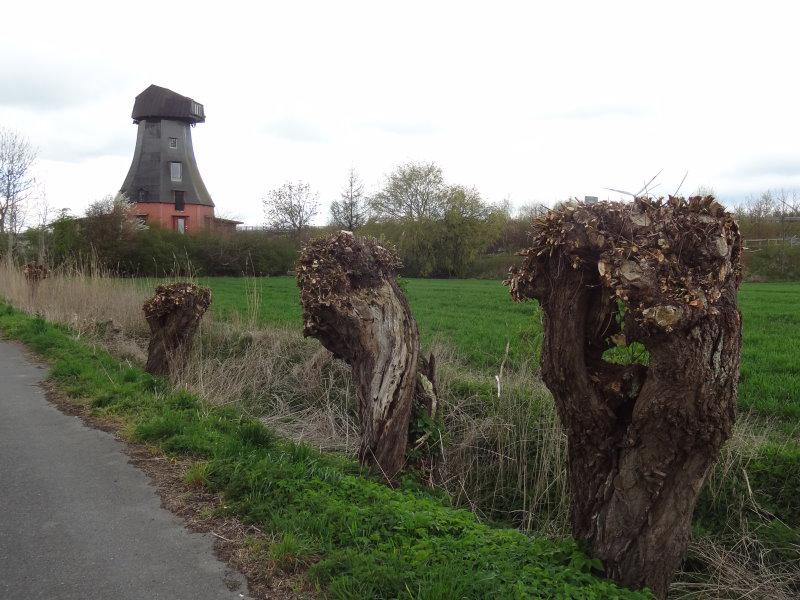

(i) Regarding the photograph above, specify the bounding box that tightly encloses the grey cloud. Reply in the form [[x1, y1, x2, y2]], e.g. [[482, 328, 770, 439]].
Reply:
[[0, 53, 124, 110], [734, 158, 800, 178], [263, 118, 329, 143], [551, 105, 648, 120], [368, 119, 437, 136], [40, 133, 132, 163]]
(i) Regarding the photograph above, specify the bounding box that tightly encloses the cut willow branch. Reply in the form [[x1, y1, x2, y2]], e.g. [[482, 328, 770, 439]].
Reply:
[[142, 282, 211, 377], [297, 231, 436, 480], [506, 196, 743, 599]]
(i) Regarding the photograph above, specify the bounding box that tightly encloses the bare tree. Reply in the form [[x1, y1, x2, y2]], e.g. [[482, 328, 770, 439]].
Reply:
[[0, 127, 38, 256], [370, 161, 446, 221], [264, 181, 319, 235], [517, 202, 550, 220], [330, 168, 368, 230], [742, 191, 776, 238]]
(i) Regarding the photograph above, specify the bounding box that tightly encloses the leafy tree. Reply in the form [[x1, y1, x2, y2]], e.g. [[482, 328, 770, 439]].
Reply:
[[437, 186, 503, 277], [83, 194, 142, 256], [264, 181, 319, 236], [330, 168, 368, 230], [370, 162, 446, 221]]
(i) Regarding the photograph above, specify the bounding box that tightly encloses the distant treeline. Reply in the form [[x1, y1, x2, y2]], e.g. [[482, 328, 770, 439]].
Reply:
[[734, 189, 800, 280], [7, 165, 800, 280], [12, 195, 529, 278]]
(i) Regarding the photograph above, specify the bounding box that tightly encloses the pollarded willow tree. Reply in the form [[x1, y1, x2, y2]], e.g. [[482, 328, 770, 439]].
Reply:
[[506, 196, 742, 599], [142, 283, 211, 377], [297, 231, 437, 480]]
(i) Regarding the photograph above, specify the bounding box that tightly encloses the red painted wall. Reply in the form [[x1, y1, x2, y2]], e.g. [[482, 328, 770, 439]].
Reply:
[[132, 202, 215, 234]]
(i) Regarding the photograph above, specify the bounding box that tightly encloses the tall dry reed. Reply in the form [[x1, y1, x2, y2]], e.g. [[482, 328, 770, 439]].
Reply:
[[0, 260, 149, 337]]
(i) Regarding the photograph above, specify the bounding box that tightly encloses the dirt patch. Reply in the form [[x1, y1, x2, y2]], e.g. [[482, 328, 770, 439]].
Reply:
[[40, 380, 314, 600]]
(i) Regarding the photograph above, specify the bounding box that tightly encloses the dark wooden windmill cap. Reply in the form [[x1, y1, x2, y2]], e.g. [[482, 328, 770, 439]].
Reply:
[[132, 84, 205, 124]]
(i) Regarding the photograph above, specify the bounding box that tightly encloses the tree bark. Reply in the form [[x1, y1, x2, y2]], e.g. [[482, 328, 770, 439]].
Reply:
[[142, 283, 211, 377], [506, 196, 742, 598], [297, 231, 435, 480]]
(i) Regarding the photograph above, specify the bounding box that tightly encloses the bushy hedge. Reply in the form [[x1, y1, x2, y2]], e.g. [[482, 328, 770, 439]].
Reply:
[[744, 244, 800, 281], [27, 218, 298, 277]]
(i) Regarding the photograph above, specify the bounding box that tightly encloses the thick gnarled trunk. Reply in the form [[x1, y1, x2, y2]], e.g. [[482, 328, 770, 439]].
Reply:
[[507, 196, 742, 598], [142, 283, 211, 377], [297, 232, 435, 480], [343, 279, 420, 474]]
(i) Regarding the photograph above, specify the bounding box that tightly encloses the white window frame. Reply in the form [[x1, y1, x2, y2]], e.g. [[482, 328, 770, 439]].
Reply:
[[176, 217, 186, 234], [168, 137, 178, 149], [170, 162, 182, 182]]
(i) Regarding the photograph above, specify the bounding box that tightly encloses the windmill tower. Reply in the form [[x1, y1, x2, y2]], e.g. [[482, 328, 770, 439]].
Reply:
[[121, 85, 237, 233]]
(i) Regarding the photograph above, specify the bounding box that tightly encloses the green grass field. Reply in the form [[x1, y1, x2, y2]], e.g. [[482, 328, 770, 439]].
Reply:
[[201, 277, 800, 419]]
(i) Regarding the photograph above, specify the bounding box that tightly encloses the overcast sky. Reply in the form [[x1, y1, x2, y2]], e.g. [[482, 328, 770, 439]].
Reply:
[[2, 1, 799, 225]]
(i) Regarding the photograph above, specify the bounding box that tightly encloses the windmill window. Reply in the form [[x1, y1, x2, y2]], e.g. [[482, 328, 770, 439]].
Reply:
[[170, 162, 182, 182], [137, 188, 148, 201], [174, 190, 185, 211], [169, 137, 178, 149]]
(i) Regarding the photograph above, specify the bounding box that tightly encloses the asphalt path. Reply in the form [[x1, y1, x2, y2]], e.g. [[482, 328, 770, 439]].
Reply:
[[0, 340, 250, 600]]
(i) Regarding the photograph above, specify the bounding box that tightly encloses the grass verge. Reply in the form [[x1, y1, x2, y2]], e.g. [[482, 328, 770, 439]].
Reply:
[[0, 302, 649, 600]]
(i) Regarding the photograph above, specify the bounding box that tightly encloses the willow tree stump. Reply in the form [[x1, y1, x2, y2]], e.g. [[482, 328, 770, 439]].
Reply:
[[297, 231, 436, 480], [506, 196, 742, 598], [23, 262, 48, 304], [142, 283, 211, 377]]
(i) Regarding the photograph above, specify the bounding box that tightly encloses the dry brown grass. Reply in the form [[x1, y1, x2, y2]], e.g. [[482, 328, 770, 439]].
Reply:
[[0, 261, 150, 337], [671, 534, 800, 599]]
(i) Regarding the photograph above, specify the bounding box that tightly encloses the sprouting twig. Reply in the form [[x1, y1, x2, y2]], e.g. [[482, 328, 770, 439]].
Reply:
[[604, 187, 637, 198], [636, 169, 663, 197], [674, 171, 689, 196]]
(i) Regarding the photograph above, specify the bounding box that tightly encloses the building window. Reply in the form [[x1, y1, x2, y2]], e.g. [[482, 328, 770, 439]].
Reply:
[[170, 161, 182, 182], [136, 215, 148, 226], [169, 137, 178, 149], [175, 217, 186, 234], [137, 188, 148, 201], [174, 190, 185, 211]]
